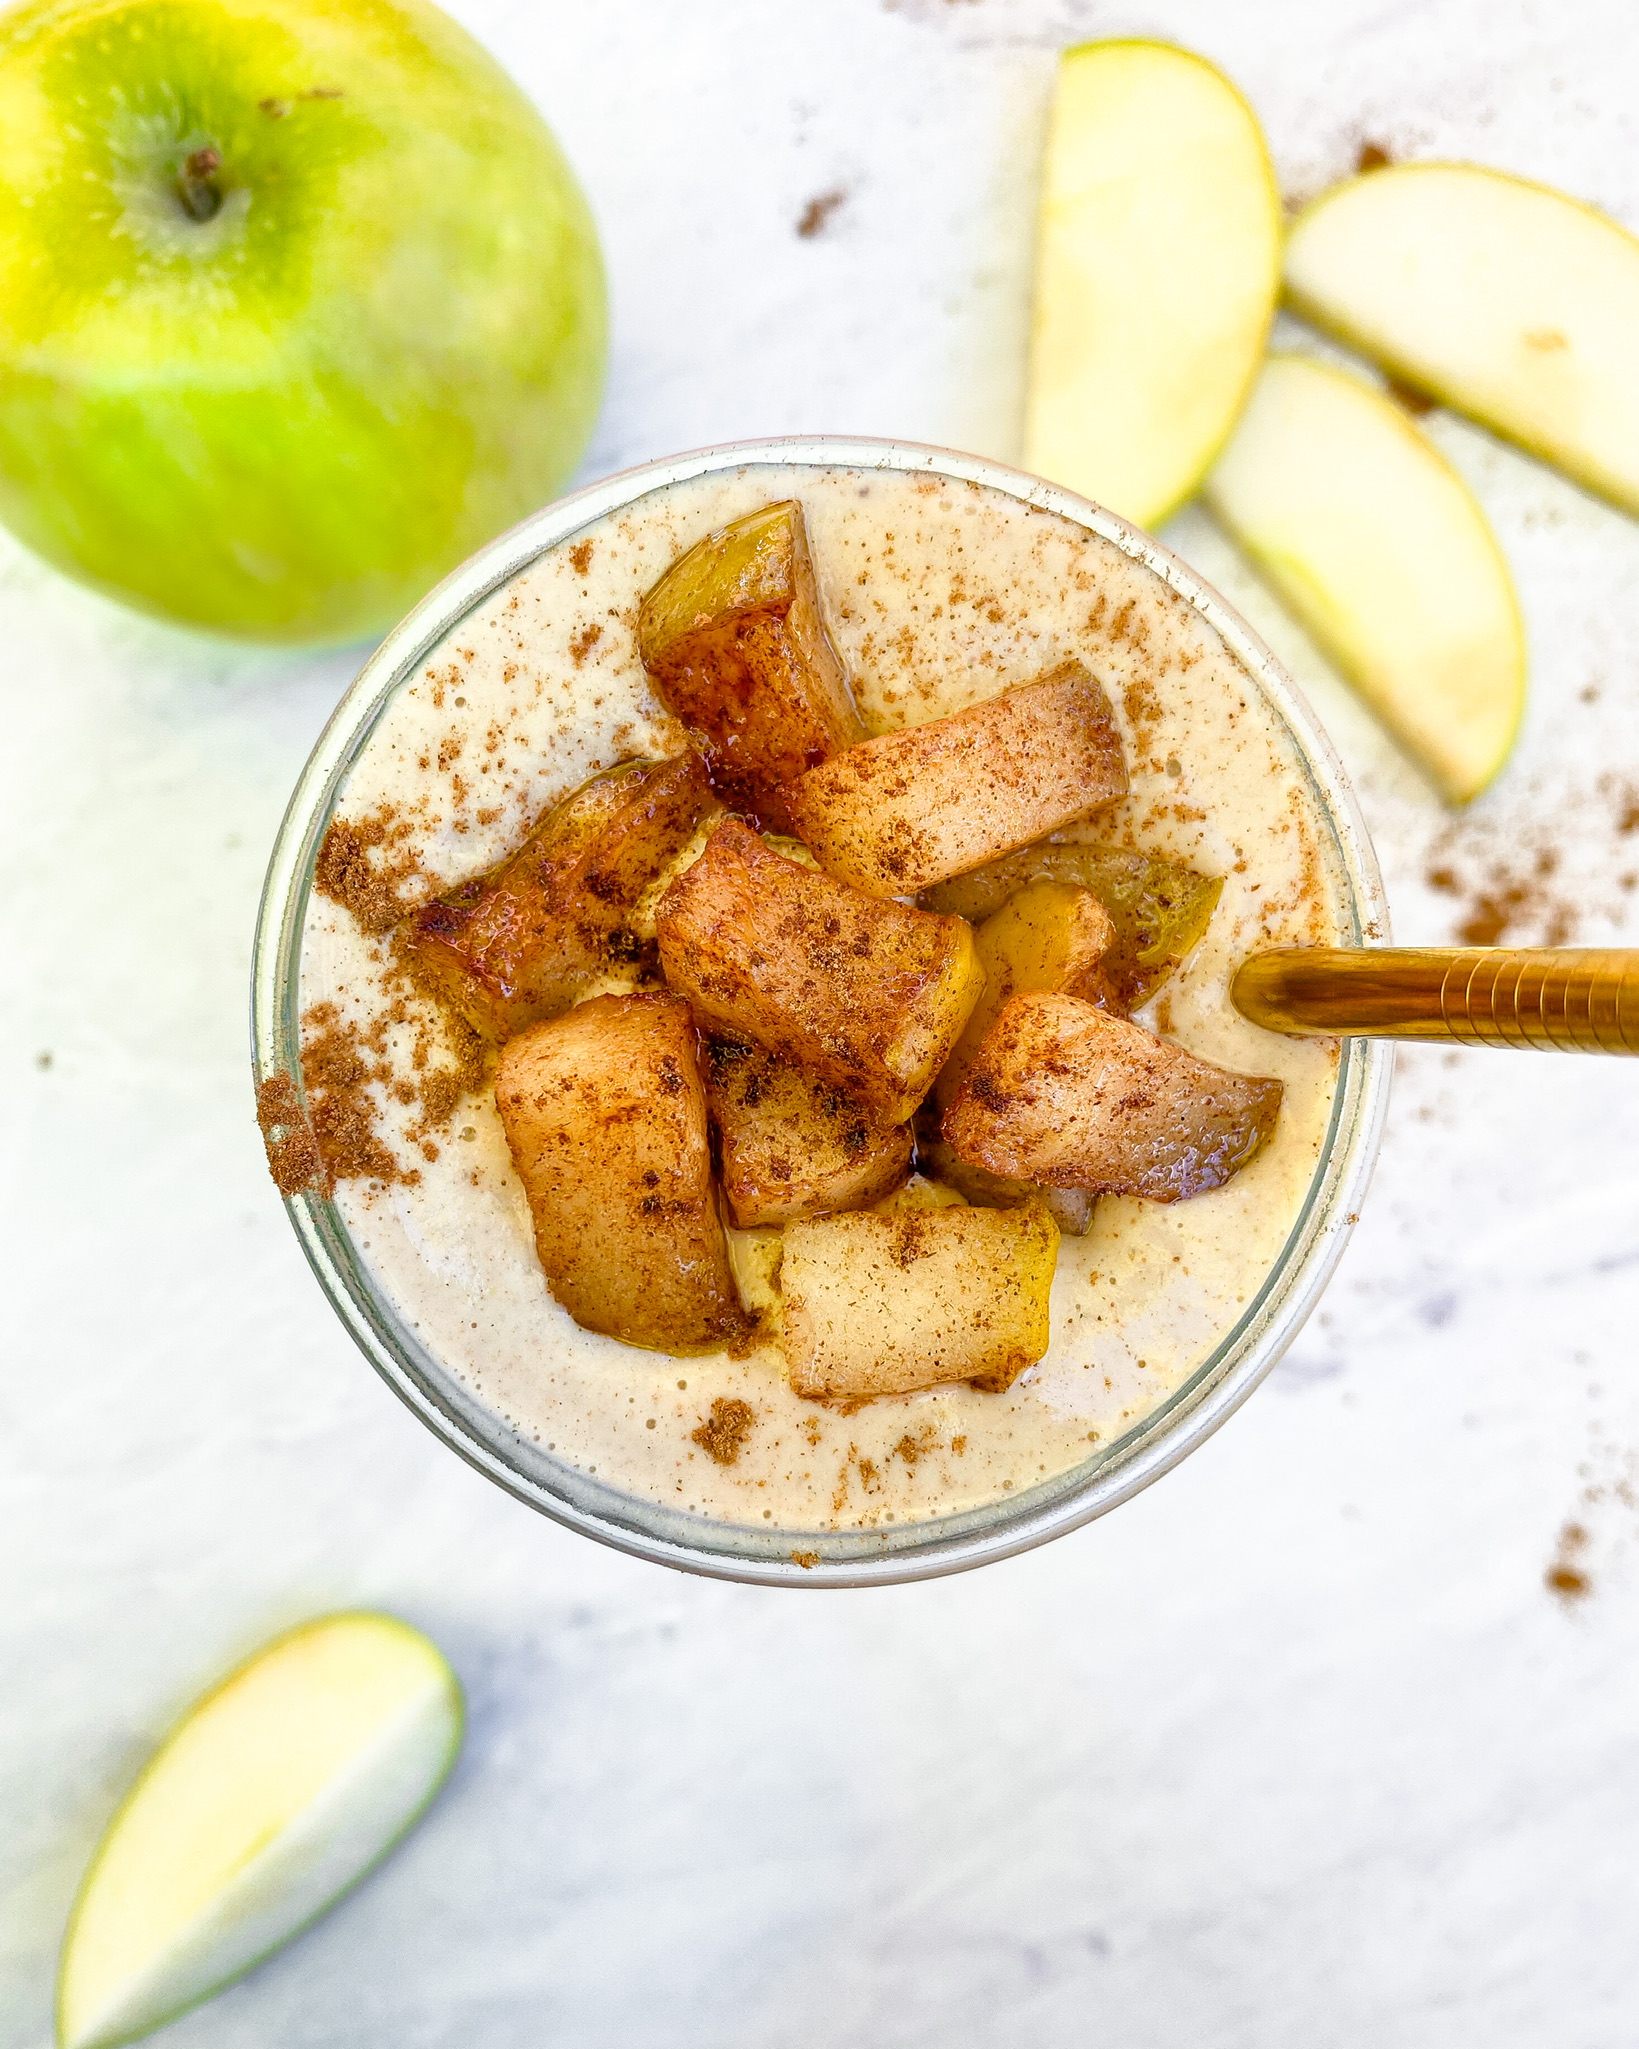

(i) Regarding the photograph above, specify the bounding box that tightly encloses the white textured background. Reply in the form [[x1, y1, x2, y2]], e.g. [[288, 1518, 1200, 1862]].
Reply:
[[7, 2, 1639, 2042]]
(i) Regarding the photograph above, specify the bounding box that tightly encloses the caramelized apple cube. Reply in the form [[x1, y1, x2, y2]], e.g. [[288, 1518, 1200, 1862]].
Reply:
[[944, 992, 1283, 1202], [781, 1203, 1060, 1399], [656, 819, 983, 1122], [493, 993, 748, 1355], [706, 1038, 911, 1227], [637, 500, 864, 829], [934, 880, 1117, 1112], [405, 755, 711, 1044], [922, 840, 1222, 1009], [782, 659, 1128, 897]]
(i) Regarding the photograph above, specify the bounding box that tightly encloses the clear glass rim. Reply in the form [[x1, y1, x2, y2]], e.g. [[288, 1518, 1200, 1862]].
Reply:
[[251, 434, 1393, 1589]]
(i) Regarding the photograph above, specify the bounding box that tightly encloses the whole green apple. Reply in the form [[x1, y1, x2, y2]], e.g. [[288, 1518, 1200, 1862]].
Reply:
[[0, 0, 606, 643]]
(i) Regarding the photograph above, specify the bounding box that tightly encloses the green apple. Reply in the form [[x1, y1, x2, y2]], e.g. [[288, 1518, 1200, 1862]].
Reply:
[[1204, 353, 1526, 805], [0, 0, 605, 644], [56, 1612, 462, 2049], [1286, 162, 1639, 518], [1024, 39, 1281, 532]]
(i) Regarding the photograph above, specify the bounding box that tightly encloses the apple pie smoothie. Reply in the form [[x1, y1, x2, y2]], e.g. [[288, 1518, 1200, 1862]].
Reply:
[[284, 462, 1344, 1534]]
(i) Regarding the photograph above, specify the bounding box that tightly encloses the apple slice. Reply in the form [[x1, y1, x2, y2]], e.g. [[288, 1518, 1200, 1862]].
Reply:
[[1286, 162, 1639, 517], [1203, 354, 1526, 804], [1024, 39, 1281, 530], [57, 1613, 462, 2049]]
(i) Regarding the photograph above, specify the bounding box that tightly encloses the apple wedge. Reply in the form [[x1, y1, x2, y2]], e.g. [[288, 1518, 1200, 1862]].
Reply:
[[57, 1612, 461, 2049], [1286, 162, 1639, 518], [1203, 354, 1526, 803], [1024, 39, 1281, 530]]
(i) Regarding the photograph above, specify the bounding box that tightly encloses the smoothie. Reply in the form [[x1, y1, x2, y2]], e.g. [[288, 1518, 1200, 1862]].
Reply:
[[285, 462, 1345, 1535]]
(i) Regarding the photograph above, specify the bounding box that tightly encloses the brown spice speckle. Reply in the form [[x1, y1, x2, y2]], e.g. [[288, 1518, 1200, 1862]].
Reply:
[[1546, 1520, 1592, 1601], [255, 1072, 324, 1197], [692, 1397, 756, 1466], [796, 188, 847, 238], [315, 807, 426, 933]]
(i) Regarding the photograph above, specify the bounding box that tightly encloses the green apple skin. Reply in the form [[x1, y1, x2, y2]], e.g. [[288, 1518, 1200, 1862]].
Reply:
[[0, 0, 606, 644]]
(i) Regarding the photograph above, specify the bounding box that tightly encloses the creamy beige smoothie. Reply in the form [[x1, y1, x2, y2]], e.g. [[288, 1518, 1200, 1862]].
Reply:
[[295, 463, 1344, 1535]]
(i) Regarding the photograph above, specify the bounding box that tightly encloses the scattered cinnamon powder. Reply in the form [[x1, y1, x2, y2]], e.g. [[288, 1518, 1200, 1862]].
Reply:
[[315, 805, 428, 933], [299, 1001, 413, 1190], [790, 1550, 820, 1569], [1427, 846, 1572, 948], [1411, 774, 1639, 949], [569, 539, 595, 576], [796, 188, 847, 239], [1356, 141, 1393, 173], [255, 1072, 323, 1197], [692, 1397, 756, 1466], [1546, 1521, 1591, 1601]]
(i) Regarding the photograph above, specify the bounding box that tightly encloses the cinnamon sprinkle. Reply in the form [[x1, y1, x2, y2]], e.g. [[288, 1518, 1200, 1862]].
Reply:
[[315, 805, 428, 933], [692, 1397, 756, 1465], [256, 803, 492, 1197], [255, 1072, 323, 1197]]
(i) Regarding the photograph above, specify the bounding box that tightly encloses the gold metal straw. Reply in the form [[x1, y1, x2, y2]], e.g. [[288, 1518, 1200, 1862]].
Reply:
[[1231, 948, 1639, 1052]]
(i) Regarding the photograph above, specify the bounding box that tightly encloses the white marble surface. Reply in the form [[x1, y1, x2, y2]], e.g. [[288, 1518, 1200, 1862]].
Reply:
[[6, 1, 1639, 2041]]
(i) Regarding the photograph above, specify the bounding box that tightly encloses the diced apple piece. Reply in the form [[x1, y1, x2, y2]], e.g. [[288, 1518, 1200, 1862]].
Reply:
[[656, 819, 982, 1122], [782, 1203, 1059, 1400], [934, 880, 1116, 1111], [705, 1037, 912, 1227], [944, 991, 1282, 1202], [493, 992, 748, 1354], [1204, 354, 1526, 803], [405, 754, 711, 1042], [1285, 161, 1639, 518], [916, 1133, 1098, 1238], [1024, 39, 1281, 529], [57, 1613, 461, 2049], [923, 840, 1222, 1008], [783, 660, 1128, 898], [637, 500, 864, 829]]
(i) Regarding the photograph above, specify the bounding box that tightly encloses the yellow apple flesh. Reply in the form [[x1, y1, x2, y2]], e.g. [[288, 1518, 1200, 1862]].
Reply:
[[1024, 39, 1281, 531], [1204, 354, 1526, 804], [1286, 162, 1639, 518], [57, 1612, 462, 2049]]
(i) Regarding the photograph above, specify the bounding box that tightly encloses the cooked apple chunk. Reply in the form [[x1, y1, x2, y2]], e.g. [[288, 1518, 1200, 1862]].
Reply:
[[656, 819, 983, 1122], [944, 992, 1282, 1202], [923, 840, 1222, 1008], [782, 1203, 1059, 1399], [935, 880, 1117, 1112], [705, 1037, 913, 1227], [405, 755, 710, 1043], [637, 500, 864, 829], [493, 993, 748, 1355], [782, 659, 1128, 897]]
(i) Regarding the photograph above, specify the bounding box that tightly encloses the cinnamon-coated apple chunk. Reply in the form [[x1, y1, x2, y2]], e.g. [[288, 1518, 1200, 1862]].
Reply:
[[405, 754, 710, 1043], [656, 819, 983, 1122], [782, 658, 1128, 897], [781, 1203, 1060, 1399], [944, 992, 1282, 1202], [934, 880, 1118, 1113], [493, 993, 749, 1355], [705, 1038, 912, 1227], [637, 500, 864, 829]]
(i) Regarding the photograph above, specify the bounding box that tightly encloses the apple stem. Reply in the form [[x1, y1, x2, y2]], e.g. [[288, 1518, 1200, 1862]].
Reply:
[[176, 146, 224, 223]]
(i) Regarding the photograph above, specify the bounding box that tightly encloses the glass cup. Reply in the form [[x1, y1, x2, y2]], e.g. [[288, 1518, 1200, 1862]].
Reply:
[[253, 435, 1391, 1587]]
